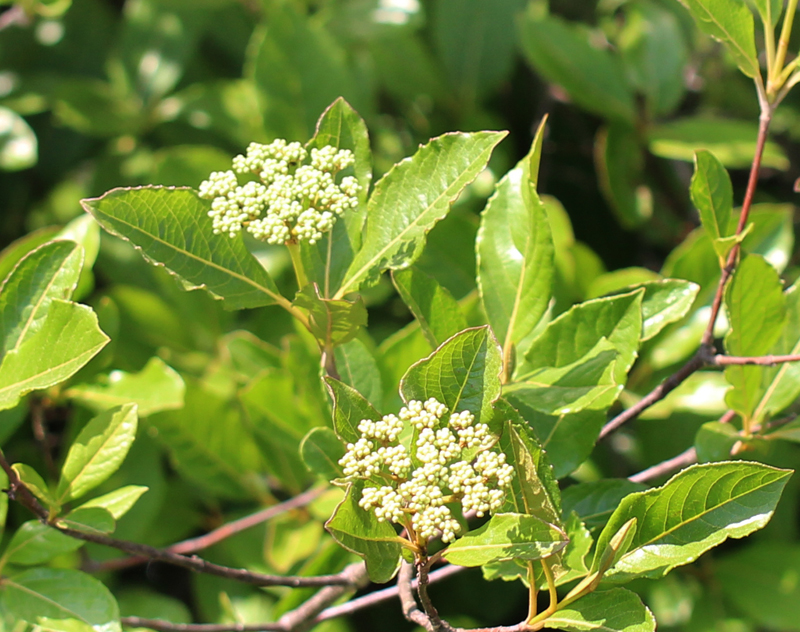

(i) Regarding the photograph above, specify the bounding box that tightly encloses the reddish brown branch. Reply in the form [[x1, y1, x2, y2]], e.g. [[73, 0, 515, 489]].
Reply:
[[86, 486, 325, 573], [712, 353, 800, 366], [628, 447, 698, 484]]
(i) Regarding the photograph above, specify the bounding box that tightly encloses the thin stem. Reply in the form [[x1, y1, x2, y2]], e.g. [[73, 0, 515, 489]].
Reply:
[[287, 241, 309, 290], [120, 620, 281, 632], [713, 353, 800, 366], [416, 559, 452, 632], [628, 447, 698, 484], [398, 562, 434, 632], [527, 559, 557, 626], [86, 486, 325, 573], [765, 7, 777, 83], [773, 0, 798, 85], [526, 562, 538, 622]]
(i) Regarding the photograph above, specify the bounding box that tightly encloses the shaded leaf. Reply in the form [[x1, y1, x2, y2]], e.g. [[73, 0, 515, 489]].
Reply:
[[56, 507, 115, 536], [543, 587, 655, 632], [338, 131, 506, 295], [4, 521, 83, 566], [443, 512, 567, 567], [82, 187, 283, 310], [334, 338, 383, 409], [561, 480, 647, 531], [294, 284, 368, 348], [325, 376, 382, 444], [301, 427, 345, 480], [595, 461, 792, 581], [695, 421, 739, 462], [595, 124, 650, 228]]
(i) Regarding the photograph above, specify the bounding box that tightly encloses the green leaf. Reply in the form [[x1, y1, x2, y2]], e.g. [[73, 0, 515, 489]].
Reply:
[[520, 289, 644, 386], [300, 427, 345, 480], [0, 300, 109, 411], [595, 124, 650, 229], [294, 284, 368, 348], [716, 542, 800, 631], [750, 0, 782, 26], [595, 461, 792, 581], [400, 326, 502, 424], [691, 150, 737, 263], [325, 376, 382, 445], [724, 255, 786, 420], [56, 507, 115, 536], [0, 239, 83, 355], [12, 463, 57, 509], [56, 404, 138, 504], [506, 341, 620, 415], [0, 228, 62, 288], [392, 267, 467, 348], [0, 469, 7, 533], [543, 588, 656, 632], [81, 187, 284, 310], [338, 131, 506, 295], [695, 421, 740, 462], [638, 279, 701, 341], [496, 401, 562, 526], [518, 10, 635, 122], [325, 480, 402, 583], [443, 512, 567, 567], [333, 338, 383, 409], [678, 0, 759, 78], [477, 123, 554, 356], [4, 521, 83, 566], [65, 357, 185, 416], [0, 567, 120, 632], [561, 480, 648, 531], [301, 98, 372, 297], [0, 106, 37, 171], [508, 398, 606, 478], [649, 117, 788, 170], [75, 485, 148, 520]]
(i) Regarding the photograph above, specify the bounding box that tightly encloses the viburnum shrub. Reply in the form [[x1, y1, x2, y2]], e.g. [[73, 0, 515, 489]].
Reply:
[[4, 1, 800, 631]]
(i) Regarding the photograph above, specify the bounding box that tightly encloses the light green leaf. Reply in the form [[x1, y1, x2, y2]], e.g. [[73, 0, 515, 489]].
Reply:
[[724, 255, 786, 420], [325, 480, 402, 583], [0, 567, 120, 632], [587, 268, 661, 300], [75, 485, 148, 520], [301, 98, 372, 297], [0, 106, 37, 171], [300, 427, 345, 480], [649, 117, 788, 170], [338, 131, 506, 295], [325, 376, 382, 445], [716, 542, 800, 631], [678, 0, 759, 78], [520, 289, 643, 385], [56, 404, 138, 504], [496, 401, 562, 526], [443, 512, 567, 567], [595, 461, 792, 581], [294, 284, 368, 348], [333, 338, 383, 409], [543, 588, 656, 632], [392, 267, 467, 348], [518, 10, 635, 122], [400, 326, 502, 424], [0, 300, 109, 411], [4, 521, 83, 566], [477, 123, 554, 356], [506, 341, 620, 415], [0, 240, 83, 355], [56, 507, 115, 536], [750, 0, 783, 26], [0, 228, 62, 287], [638, 279, 701, 341], [561, 480, 647, 531], [65, 357, 185, 416], [81, 187, 284, 310], [11, 464, 57, 509], [691, 150, 737, 263]]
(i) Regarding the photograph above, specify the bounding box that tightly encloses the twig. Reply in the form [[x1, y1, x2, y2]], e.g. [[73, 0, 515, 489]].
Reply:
[[0, 5, 29, 31], [120, 620, 281, 632], [416, 560, 453, 632], [627, 447, 698, 484], [86, 486, 325, 573], [316, 564, 465, 622], [712, 353, 800, 366], [398, 562, 435, 631]]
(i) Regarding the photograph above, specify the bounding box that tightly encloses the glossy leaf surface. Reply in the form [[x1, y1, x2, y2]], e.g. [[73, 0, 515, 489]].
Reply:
[[543, 588, 655, 632]]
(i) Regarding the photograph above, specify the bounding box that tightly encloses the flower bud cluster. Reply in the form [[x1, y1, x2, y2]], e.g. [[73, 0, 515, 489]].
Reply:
[[339, 398, 514, 545], [198, 139, 361, 244]]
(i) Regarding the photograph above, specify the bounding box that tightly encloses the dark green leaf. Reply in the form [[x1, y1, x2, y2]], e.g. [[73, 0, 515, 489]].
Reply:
[[477, 123, 554, 356], [392, 267, 467, 348], [325, 480, 403, 583], [294, 284, 368, 348], [0, 567, 120, 632], [325, 376, 382, 444], [543, 587, 656, 632], [400, 325, 502, 423], [56, 403, 138, 504], [0, 300, 109, 411], [518, 10, 635, 122], [695, 421, 740, 462], [65, 357, 185, 416], [338, 131, 506, 295], [82, 187, 284, 310], [678, 0, 759, 78], [300, 427, 345, 480], [443, 512, 567, 567], [561, 480, 648, 531], [595, 461, 792, 581], [56, 507, 115, 536], [333, 338, 383, 409], [4, 521, 83, 566], [595, 124, 650, 228]]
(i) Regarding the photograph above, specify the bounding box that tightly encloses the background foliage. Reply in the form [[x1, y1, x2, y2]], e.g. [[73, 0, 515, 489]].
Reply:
[[3, 0, 800, 631]]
